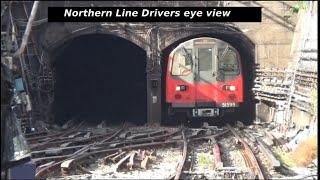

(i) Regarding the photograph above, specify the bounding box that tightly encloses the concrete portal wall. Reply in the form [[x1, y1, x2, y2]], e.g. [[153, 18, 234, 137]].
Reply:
[[256, 102, 274, 122], [230, 1, 300, 68], [14, 1, 301, 69], [291, 108, 313, 129]]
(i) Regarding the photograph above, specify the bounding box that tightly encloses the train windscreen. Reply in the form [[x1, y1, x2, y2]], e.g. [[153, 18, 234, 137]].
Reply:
[[170, 38, 240, 81], [218, 47, 240, 74], [171, 48, 192, 76]]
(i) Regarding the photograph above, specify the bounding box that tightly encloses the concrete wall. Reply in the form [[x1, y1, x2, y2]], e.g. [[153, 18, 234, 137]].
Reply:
[[256, 102, 275, 122], [230, 1, 300, 68], [11, 1, 301, 68], [289, 1, 318, 130], [254, 1, 318, 129], [291, 108, 313, 129]]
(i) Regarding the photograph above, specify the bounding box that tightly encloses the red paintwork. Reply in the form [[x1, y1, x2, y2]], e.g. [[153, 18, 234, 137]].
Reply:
[[166, 56, 243, 104]]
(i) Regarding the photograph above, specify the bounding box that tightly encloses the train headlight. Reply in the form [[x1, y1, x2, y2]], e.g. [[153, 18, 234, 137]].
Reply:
[[223, 85, 236, 91], [229, 86, 236, 91], [176, 85, 188, 91]]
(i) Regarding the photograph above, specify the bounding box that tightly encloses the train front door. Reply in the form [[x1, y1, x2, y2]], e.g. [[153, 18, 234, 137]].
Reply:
[[192, 42, 219, 117]]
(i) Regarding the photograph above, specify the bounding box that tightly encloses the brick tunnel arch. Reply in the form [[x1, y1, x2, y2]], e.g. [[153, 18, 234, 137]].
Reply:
[[161, 30, 256, 124], [49, 33, 148, 125]]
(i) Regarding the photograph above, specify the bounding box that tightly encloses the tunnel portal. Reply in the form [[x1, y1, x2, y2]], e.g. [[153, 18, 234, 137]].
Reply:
[[52, 34, 147, 125]]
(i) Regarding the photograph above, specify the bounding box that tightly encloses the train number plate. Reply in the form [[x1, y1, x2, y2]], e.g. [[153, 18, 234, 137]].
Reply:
[[192, 108, 219, 117], [220, 103, 238, 107]]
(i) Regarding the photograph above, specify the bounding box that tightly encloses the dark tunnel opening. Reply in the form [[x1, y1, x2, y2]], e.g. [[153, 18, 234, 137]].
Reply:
[[161, 33, 256, 125], [51, 34, 147, 126]]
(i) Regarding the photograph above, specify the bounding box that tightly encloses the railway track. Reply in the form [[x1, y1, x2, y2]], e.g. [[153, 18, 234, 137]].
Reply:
[[25, 122, 284, 179], [226, 124, 265, 179], [171, 124, 266, 180], [31, 123, 184, 179]]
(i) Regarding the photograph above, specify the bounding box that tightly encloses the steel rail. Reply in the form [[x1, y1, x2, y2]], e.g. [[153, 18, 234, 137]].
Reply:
[[35, 139, 183, 179], [30, 131, 117, 151], [28, 121, 86, 145], [35, 126, 124, 179], [25, 131, 48, 138], [189, 129, 230, 142], [34, 126, 228, 179], [174, 129, 187, 180], [31, 129, 181, 159], [226, 124, 265, 180]]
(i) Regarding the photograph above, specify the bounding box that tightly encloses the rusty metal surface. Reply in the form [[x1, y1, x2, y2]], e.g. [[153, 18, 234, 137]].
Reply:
[[35, 125, 125, 178], [256, 138, 281, 168], [226, 124, 265, 180], [35, 139, 183, 178], [25, 131, 48, 138], [30, 123, 270, 179], [211, 138, 223, 168], [174, 129, 187, 180], [34, 125, 184, 179], [31, 128, 181, 159]]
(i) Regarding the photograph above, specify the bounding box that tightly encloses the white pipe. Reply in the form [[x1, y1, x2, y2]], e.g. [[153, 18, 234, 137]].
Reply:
[[13, 1, 40, 58]]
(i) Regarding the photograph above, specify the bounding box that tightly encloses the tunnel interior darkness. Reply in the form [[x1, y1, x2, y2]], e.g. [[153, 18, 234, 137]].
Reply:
[[52, 34, 147, 125], [161, 33, 256, 125]]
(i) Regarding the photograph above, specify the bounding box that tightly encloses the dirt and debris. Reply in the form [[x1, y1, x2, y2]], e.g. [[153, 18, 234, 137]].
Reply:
[[218, 136, 247, 169], [49, 147, 182, 179], [26, 121, 317, 179], [241, 122, 318, 179]]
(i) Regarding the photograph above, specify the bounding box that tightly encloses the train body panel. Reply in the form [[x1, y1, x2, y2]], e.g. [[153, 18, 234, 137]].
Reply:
[[166, 37, 244, 118], [166, 75, 243, 104]]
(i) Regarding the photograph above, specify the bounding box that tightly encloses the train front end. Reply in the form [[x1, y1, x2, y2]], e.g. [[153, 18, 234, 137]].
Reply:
[[166, 37, 243, 120]]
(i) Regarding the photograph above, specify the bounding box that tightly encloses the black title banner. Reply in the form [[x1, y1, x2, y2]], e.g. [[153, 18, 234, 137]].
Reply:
[[48, 7, 261, 22]]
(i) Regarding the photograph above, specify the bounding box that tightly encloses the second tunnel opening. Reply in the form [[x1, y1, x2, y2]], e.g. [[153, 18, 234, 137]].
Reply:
[[51, 34, 147, 126]]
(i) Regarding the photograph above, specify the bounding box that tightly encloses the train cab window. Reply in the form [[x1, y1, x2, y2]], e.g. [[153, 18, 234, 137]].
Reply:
[[218, 47, 240, 74], [171, 48, 192, 76], [198, 48, 212, 71]]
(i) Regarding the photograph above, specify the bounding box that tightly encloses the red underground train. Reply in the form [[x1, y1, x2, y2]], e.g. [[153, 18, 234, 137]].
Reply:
[[166, 37, 243, 120]]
